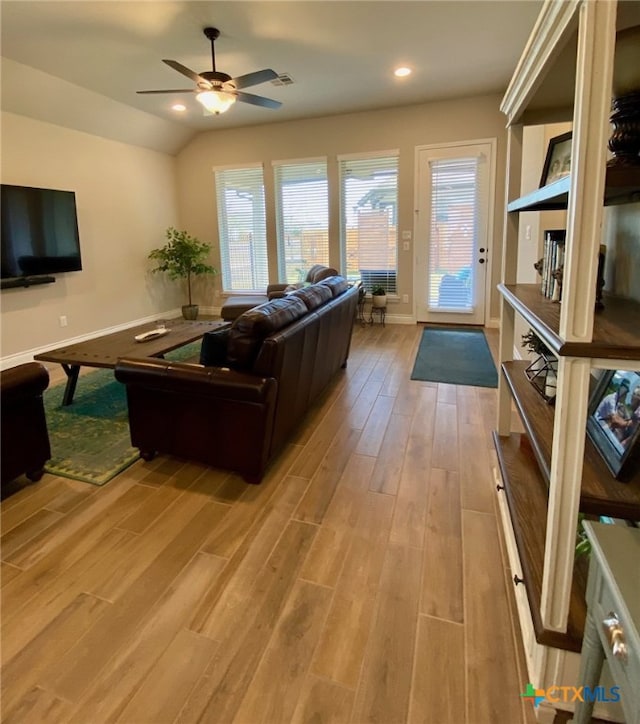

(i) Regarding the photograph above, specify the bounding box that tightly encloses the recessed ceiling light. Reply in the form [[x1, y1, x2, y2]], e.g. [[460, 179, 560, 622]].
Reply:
[[394, 67, 412, 78], [172, 103, 187, 112]]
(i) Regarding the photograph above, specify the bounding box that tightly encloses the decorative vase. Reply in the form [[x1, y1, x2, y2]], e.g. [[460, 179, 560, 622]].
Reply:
[[372, 294, 387, 308], [608, 91, 640, 167], [182, 304, 199, 320], [608, 26, 640, 167]]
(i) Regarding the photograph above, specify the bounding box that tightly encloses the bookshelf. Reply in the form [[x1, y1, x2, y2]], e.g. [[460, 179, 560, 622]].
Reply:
[[495, 1, 640, 721]]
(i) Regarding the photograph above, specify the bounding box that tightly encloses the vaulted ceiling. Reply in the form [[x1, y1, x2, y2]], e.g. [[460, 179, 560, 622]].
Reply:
[[1, 1, 543, 154]]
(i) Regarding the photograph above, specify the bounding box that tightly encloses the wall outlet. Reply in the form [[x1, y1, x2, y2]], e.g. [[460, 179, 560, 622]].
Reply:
[[403, 241, 410, 251], [402, 294, 409, 304], [59, 315, 68, 327]]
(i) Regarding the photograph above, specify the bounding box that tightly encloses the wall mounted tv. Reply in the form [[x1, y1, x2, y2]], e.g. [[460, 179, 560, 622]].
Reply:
[[1, 184, 82, 289]]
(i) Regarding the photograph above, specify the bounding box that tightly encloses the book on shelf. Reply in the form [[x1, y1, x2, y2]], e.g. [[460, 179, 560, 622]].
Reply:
[[540, 229, 566, 300]]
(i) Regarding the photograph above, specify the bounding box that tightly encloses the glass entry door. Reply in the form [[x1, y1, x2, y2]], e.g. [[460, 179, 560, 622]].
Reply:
[[414, 140, 495, 325]]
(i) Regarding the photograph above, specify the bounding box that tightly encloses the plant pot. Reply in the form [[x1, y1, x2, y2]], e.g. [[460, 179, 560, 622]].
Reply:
[[182, 304, 199, 320], [372, 295, 387, 308]]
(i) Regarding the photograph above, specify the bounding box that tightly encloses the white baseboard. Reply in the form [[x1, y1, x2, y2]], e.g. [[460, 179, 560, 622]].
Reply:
[[381, 314, 415, 326], [1, 309, 183, 371], [377, 315, 500, 327]]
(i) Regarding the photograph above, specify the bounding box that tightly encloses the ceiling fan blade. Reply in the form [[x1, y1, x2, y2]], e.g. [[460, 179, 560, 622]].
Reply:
[[233, 90, 282, 109], [229, 68, 278, 90], [137, 89, 195, 94], [162, 59, 210, 86]]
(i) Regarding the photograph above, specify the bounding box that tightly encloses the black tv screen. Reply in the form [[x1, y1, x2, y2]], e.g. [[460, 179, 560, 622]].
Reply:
[[1, 184, 82, 279]]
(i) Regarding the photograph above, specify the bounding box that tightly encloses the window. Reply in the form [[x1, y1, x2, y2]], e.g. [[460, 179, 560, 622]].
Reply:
[[428, 156, 479, 310], [214, 165, 268, 292], [273, 159, 329, 284], [339, 152, 398, 294]]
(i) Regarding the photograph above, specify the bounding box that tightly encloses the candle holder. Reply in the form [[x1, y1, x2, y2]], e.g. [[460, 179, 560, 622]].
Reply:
[[608, 26, 640, 167], [608, 90, 640, 167]]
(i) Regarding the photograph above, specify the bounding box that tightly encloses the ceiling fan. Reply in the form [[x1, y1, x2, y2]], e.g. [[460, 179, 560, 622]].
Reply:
[[137, 27, 282, 114]]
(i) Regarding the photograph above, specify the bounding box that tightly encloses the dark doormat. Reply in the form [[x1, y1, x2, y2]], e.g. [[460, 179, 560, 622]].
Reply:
[[410, 326, 498, 388]]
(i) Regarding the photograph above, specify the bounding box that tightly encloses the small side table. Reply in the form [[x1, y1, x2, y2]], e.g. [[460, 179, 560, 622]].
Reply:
[[357, 296, 367, 325], [369, 306, 386, 326], [571, 522, 640, 724]]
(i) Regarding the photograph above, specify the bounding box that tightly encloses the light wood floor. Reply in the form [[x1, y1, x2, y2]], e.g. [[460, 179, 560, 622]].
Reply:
[[1, 323, 538, 724]]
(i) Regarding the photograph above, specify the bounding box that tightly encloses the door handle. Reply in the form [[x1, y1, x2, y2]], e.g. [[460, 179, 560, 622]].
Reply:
[[602, 612, 628, 662]]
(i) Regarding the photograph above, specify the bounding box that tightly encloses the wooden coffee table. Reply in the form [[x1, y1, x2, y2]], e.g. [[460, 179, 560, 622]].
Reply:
[[35, 318, 227, 406]]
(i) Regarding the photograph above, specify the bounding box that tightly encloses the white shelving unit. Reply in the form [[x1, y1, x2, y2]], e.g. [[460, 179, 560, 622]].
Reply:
[[494, 1, 640, 721]]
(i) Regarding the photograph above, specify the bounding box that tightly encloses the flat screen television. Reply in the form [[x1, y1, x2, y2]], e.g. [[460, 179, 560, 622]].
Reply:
[[1, 184, 82, 284]]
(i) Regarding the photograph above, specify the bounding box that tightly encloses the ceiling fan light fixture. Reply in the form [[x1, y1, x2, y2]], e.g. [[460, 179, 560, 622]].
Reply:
[[196, 89, 236, 114]]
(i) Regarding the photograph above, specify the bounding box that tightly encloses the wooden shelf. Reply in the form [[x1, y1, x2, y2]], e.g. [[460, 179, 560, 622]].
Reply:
[[502, 361, 640, 519], [499, 283, 640, 361], [507, 176, 571, 212], [507, 166, 640, 213], [493, 431, 587, 653], [497, 0, 640, 682]]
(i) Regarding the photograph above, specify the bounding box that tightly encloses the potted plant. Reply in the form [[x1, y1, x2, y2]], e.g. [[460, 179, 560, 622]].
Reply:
[[371, 285, 387, 308], [148, 227, 217, 320]]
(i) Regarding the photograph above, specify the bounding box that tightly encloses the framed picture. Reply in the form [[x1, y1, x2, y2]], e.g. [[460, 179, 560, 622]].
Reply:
[[540, 131, 572, 187], [586, 370, 640, 481]]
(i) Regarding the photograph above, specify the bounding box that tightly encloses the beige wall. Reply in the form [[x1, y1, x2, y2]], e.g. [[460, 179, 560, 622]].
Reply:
[[602, 202, 640, 302], [1, 112, 180, 364], [175, 94, 509, 321]]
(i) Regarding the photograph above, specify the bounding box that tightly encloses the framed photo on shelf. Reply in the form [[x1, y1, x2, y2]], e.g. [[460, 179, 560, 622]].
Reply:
[[539, 131, 572, 187], [586, 370, 640, 481]]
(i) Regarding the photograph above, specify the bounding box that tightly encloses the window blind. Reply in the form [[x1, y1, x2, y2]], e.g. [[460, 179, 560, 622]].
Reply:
[[273, 159, 329, 284], [339, 153, 398, 294], [429, 156, 478, 311], [214, 166, 268, 292]]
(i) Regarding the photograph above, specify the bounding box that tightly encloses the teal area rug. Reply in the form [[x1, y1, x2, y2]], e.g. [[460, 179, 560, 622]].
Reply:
[[410, 326, 498, 388], [44, 342, 201, 485]]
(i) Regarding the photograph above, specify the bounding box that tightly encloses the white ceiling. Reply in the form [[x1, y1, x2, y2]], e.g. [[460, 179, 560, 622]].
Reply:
[[0, 1, 543, 154]]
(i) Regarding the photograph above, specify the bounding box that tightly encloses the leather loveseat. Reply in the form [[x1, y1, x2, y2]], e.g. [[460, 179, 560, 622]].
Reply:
[[266, 264, 339, 300], [220, 264, 339, 322], [1, 362, 51, 489], [115, 275, 359, 483]]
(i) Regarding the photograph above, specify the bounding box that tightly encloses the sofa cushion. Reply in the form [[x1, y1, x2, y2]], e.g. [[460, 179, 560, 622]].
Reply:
[[199, 327, 230, 367], [318, 275, 349, 297], [227, 296, 308, 370], [289, 284, 332, 311]]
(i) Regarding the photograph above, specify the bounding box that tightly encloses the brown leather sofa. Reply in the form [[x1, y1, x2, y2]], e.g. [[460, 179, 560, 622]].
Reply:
[[266, 264, 339, 300], [220, 264, 339, 322], [115, 276, 359, 483], [1, 362, 51, 488]]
